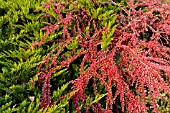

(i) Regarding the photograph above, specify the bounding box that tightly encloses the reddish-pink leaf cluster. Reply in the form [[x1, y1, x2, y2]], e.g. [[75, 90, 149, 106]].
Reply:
[[34, 0, 170, 112]]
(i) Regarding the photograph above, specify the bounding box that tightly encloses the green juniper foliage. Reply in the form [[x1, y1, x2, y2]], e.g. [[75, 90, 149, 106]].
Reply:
[[0, 82, 76, 113], [0, 0, 49, 108]]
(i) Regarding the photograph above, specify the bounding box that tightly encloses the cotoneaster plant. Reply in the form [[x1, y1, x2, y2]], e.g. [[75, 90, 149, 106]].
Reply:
[[33, 0, 170, 112]]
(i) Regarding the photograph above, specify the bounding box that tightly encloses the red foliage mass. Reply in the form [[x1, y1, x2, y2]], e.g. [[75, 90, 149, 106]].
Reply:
[[33, 0, 170, 112]]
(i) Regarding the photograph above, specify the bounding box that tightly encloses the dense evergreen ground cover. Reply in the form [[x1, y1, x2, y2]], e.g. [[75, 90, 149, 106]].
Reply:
[[0, 0, 170, 112]]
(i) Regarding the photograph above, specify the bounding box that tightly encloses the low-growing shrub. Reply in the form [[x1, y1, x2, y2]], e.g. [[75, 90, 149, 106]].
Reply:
[[33, 0, 170, 112], [0, 0, 47, 107]]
